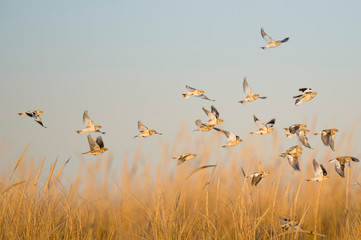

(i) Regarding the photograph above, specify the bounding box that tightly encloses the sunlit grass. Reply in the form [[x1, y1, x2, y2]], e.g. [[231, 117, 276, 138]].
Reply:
[[0, 124, 361, 239]]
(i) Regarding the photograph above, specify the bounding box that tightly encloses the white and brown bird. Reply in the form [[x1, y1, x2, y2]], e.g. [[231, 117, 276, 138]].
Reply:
[[82, 135, 108, 155], [306, 159, 329, 182], [250, 115, 275, 135], [279, 217, 303, 231], [314, 129, 338, 151], [284, 124, 307, 139], [18, 110, 46, 128], [293, 88, 317, 106], [202, 105, 223, 126], [260, 28, 289, 50], [134, 121, 162, 138], [76, 111, 105, 134], [296, 128, 312, 149], [213, 127, 242, 147], [280, 145, 302, 171], [193, 119, 215, 132], [246, 170, 270, 186], [328, 156, 359, 178], [182, 85, 215, 101], [173, 153, 197, 165], [238, 77, 266, 104]]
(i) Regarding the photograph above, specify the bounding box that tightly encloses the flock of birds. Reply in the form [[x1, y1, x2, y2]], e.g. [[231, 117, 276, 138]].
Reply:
[[17, 28, 359, 232]]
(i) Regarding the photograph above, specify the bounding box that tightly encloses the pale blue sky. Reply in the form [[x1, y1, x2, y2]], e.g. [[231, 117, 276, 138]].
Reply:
[[1, 1, 361, 180]]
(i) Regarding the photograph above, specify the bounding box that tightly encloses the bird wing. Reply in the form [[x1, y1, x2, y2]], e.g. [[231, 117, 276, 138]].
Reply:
[[313, 159, 323, 177], [26, 111, 36, 117], [320, 164, 328, 176], [214, 128, 236, 141], [202, 107, 216, 122], [252, 174, 263, 186], [243, 77, 253, 96], [186, 85, 196, 91], [138, 121, 149, 133], [253, 115, 266, 129], [334, 161, 345, 178], [34, 116, 46, 128], [210, 105, 220, 119], [299, 88, 311, 93], [329, 133, 335, 151], [288, 125, 300, 134], [296, 130, 311, 148], [261, 28, 273, 43], [96, 136, 105, 149], [265, 119, 276, 128], [321, 131, 331, 146], [287, 155, 300, 171], [200, 94, 215, 101], [83, 111, 95, 128], [87, 135, 100, 151]]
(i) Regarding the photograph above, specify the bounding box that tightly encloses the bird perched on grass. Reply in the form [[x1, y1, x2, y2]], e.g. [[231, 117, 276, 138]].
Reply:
[[213, 128, 242, 147], [182, 85, 215, 101], [293, 88, 317, 106], [314, 129, 338, 151], [134, 121, 162, 138], [193, 119, 214, 132], [18, 110, 46, 128], [82, 135, 108, 155], [306, 159, 329, 182], [173, 154, 197, 165], [250, 115, 275, 135], [280, 145, 302, 171], [328, 156, 359, 178], [76, 110, 105, 134], [238, 77, 266, 104], [246, 170, 270, 186], [260, 28, 289, 50], [202, 105, 223, 126]]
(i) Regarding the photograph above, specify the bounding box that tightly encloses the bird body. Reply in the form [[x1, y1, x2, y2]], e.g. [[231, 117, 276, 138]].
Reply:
[[82, 135, 108, 155], [238, 77, 266, 104], [293, 88, 317, 105], [250, 115, 275, 135], [260, 28, 289, 50], [182, 85, 214, 101], [76, 111, 105, 134], [134, 121, 162, 138], [173, 153, 197, 165], [194, 119, 214, 132], [284, 124, 307, 138], [247, 171, 270, 186], [306, 159, 329, 182], [314, 129, 338, 151], [18, 110, 46, 128]]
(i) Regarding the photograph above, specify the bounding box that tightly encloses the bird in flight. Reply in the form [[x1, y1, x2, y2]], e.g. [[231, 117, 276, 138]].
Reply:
[[293, 88, 317, 106], [280, 145, 302, 171], [238, 77, 267, 104], [18, 110, 46, 128], [328, 156, 359, 178], [76, 110, 105, 134], [202, 105, 223, 126], [173, 153, 197, 165], [134, 121, 162, 138], [182, 85, 215, 101], [306, 159, 329, 182], [193, 119, 215, 132], [250, 115, 275, 135], [246, 170, 270, 186], [82, 135, 108, 155], [314, 129, 338, 151], [213, 127, 242, 147], [260, 28, 289, 50]]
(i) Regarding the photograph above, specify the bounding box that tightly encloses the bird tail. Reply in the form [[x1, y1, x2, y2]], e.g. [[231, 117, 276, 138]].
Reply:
[[281, 37, 289, 43], [133, 135, 139, 138], [239, 100, 245, 104], [260, 47, 266, 50], [76, 130, 82, 134], [314, 131, 322, 135], [182, 93, 189, 99], [250, 131, 256, 135], [279, 153, 286, 158], [18, 112, 26, 116], [285, 133, 294, 139]]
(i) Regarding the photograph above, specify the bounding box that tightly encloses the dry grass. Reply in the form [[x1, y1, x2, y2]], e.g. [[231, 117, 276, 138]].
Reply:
[[0, 126, 361, 240]]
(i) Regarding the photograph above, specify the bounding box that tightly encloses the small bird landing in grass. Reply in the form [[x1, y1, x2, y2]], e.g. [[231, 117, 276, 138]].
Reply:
[[250, 115, 275, 135], [306, 159, 329, 182], [238, 77, 267, 104], [202, 105, 223, 126], [76, 110, 105, 134], [182, 85, 215, 101], [284, 124, 307, 139], [193, 119, 214, 132], [82, 135, 108, 155], [328, 156, 359, 178], [314, 129, 338, 151], [18, 110, 46, 128], [260, 28, 289, 50], [247, 170, 270, 186], [279, 217, 303, 231], [293, 88, 317, 106], [134, 121, 162, 138], [213, 127, 242, 147], [173, 153, 197, 165], [280, 145, 302, 171]]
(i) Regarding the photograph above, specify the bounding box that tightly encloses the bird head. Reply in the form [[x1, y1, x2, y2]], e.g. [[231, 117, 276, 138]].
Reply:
[[95, 125, 102, 130]]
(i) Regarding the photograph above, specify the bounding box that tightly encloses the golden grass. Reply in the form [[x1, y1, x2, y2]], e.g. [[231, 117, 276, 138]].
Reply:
[[0, 126, 361, 239]]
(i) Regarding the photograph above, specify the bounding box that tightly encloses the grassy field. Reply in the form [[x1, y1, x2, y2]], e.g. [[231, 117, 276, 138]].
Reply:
[[1, 126, 361, 240]]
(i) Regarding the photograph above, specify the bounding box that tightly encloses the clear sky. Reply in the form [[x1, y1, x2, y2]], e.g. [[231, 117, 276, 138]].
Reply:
[[1, 1, 361, 180]]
